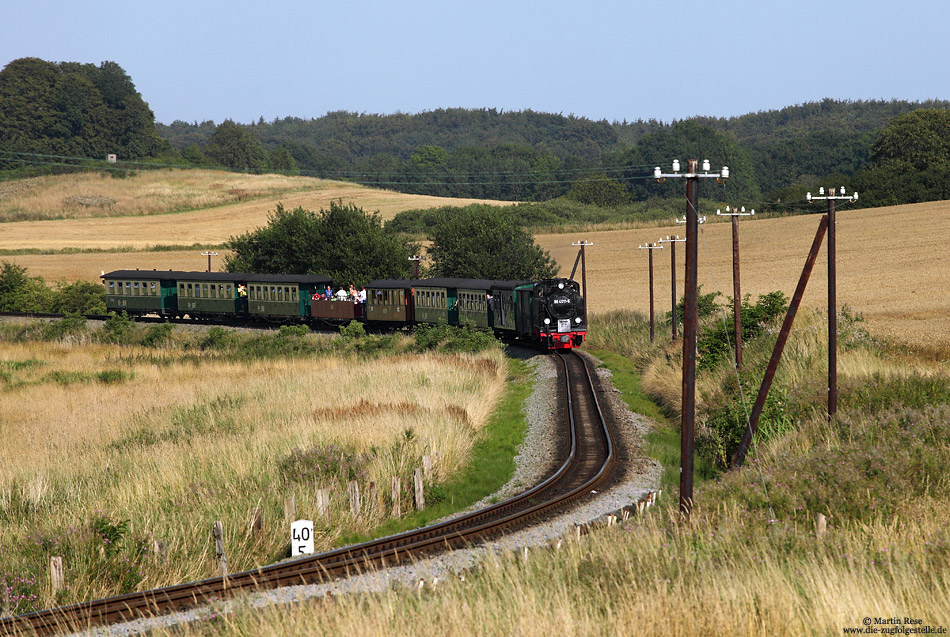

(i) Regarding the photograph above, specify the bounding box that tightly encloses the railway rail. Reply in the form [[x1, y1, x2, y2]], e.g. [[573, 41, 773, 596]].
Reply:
[[0, 351, 615, 636]]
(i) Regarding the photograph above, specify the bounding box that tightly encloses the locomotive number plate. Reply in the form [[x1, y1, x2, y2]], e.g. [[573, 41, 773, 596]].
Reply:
[[557, 319, 571, 333]]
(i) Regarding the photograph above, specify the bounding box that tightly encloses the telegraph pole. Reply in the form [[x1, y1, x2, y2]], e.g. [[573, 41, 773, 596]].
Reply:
[[571, 241, 593, 301], [201, 251, 218, 273], [408, 255, 422, 279], [657, 234, 685, 339], [716, 205, 755, 369], [806, 186, 857, 420], [637, 242, 663, 342], [654, 159, 729, 519]]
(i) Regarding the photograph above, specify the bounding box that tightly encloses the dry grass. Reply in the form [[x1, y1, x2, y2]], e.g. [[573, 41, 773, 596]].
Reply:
[[0, 170, 509, 251], [0, 170, 324, 222], [146, 499, 950, 636], [538, 200, 950, 355], [0, 338, 505, 608]]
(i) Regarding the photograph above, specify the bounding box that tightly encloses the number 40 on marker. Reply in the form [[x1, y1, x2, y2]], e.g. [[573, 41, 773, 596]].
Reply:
[[291, 519, 314, 555]]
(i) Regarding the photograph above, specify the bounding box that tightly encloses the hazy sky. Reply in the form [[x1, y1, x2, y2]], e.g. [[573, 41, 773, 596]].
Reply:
[[2, 0, 947, 126]]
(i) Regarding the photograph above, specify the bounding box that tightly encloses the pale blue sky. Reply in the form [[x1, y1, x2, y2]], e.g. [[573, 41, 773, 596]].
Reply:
[[2, 0, 947, 125]]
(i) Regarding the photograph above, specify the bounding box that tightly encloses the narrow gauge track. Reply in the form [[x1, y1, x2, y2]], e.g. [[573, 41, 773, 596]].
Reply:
[[1, 351, 614, 636]]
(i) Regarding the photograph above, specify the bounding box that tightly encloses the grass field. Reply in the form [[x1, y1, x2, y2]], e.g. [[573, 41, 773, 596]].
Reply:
[[0, 328, 510, 611]]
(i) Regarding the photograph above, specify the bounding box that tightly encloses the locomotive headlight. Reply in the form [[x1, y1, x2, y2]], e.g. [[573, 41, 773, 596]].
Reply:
[[543, 318, 551, 325], [575, 317, 582, 324], [558, 282, 564, 289]]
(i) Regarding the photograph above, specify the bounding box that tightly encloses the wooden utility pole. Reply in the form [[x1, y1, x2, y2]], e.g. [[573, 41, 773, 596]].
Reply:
[[806, 187, 858, 420], [408, 255, 422, 279], [637, 243, 664, 341], [571, 240, 593, 301], [201, 251, 218, 273], [716, 206, 755, 369], [657, 235, 684, 340], [653, 159, 729, 518]]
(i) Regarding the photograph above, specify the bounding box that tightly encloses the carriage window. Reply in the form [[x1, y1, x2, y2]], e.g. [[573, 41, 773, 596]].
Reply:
[[292, 287, 298, 301], [226, 284, 233, 296], [108, 281, 115, 292]]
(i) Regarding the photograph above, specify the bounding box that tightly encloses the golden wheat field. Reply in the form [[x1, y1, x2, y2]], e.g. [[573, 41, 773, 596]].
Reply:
[[0, 169, 509, 251], [537, 200, 950, 355]]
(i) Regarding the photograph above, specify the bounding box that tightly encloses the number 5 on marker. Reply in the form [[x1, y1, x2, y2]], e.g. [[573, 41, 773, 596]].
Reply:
[[291, 519, 314, 555]]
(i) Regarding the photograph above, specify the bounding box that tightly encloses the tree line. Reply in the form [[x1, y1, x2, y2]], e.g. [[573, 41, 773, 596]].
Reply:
[[156, 100, 950, 207], [4, 57, 950, 209]]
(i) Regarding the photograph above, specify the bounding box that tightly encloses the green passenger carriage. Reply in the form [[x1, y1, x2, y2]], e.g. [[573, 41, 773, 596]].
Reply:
[[176, 273, 247, 316], [246, 274, 332, 320], [102, 270, 181, 316], [365, 280, 414, 324]]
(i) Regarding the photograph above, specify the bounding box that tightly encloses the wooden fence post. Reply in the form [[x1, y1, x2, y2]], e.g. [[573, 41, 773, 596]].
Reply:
[[816, 513, 827, 538], [422, 455, 432, 480], [391, 477, 401, 517], [213, 521, 227, 577], [284, 495, 297, 523], [414, 468, 425, 511], [49, 557, 64, 596], [152, 539, 167, 563], [348, 481, 361, 518], [316, 488, 330, 523], [1, 576, 9, 616], [368, 481, 378, 512], [251, 506, 264, 538]]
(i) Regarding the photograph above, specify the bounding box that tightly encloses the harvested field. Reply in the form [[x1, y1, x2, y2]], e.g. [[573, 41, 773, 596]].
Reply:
[[537, 200, 950, 355], [0, 171, 508, 251]]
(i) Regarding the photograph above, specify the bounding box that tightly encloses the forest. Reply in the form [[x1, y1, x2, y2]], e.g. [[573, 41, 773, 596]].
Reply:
[[3, 56, 950, 209]]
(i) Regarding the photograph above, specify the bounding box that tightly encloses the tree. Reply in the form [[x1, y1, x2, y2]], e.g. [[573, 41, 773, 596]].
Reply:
[[203, 120, 267, 172], [267, 147, 298, 173], [224, 201, 415, 286], [852, 109, 950, 206], [0, 58, 165, 162], [565, 173, 631, 207], [0, 261, 56, 312], [621, 120, 761, 202], [427, 205, 558, 280]]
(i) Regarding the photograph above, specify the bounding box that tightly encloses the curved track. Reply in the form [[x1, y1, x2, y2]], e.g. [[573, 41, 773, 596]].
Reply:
[[0, 351, 614, 636]]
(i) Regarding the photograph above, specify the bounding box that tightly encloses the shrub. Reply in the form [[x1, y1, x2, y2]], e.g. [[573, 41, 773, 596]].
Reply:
[[277, 444, 373, 487], [339, 320, 366, 340], [141, 322, 175, 347], [411, 323, 501, 353], [41, 313, 87, 340], [100, 312, 137, 344]]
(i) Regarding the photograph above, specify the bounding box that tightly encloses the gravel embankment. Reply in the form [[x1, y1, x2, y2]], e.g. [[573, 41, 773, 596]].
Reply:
[[81, 350, 662, 636]]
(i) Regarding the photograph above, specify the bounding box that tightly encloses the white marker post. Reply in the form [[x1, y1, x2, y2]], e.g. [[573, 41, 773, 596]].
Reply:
[[291, 519, 315, 556]]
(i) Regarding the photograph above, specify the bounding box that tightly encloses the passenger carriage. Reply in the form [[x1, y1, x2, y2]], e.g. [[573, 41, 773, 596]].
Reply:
[[365, 279, 414, 324], [245, 274, 332, 320], [102, 270, 183, 317], [175, 273, 248, 317]]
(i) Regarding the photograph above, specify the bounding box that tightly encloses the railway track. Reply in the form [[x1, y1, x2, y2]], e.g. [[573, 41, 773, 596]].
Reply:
[[1, 351, 615, 636]]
